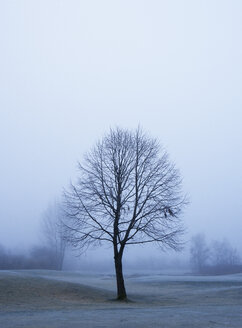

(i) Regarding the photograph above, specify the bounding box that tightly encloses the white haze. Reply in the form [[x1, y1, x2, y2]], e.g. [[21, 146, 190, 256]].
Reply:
[[0, 1, 242, 258]]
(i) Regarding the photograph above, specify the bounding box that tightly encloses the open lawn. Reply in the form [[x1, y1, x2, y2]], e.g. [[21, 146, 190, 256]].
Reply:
[[0, 270, 242, 327]]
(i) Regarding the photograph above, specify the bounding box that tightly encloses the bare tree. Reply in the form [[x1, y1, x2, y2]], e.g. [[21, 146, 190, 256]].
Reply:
[[41, 202, 66, 270], [210, 239, 240, 268], [64, 127, 186, 300], [190, 235, 241, 274], [190, 233, 210, 273]]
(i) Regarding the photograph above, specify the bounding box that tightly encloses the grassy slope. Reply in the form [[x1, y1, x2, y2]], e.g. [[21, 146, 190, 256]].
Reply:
[[0, 271, 115, 312]]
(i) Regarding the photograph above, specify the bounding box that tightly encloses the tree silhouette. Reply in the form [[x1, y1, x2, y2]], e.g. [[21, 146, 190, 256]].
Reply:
[[64, 127, 186, 300]]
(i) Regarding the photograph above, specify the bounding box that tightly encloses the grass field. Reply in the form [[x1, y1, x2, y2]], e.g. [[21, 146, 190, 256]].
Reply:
[[0, 270, 242, 327]]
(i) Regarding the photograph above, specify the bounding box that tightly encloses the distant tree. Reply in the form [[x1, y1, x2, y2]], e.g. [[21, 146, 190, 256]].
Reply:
[[190, 235, 241, 274], [64, 127, 187, 300], [41, 202, 66, 270], [190, 234, 210, 273], [210, 239, 240, 269]]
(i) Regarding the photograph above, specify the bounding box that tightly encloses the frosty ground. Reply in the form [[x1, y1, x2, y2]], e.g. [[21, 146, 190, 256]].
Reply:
[[0, 270, 242, 327]]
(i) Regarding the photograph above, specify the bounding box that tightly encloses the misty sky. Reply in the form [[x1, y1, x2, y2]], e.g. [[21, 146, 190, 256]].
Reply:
[[0, 1, 242, 253]]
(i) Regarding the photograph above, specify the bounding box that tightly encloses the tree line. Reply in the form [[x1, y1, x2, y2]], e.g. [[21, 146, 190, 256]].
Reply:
[[190, 233, 242, 274], [0, 202, 66, 270]]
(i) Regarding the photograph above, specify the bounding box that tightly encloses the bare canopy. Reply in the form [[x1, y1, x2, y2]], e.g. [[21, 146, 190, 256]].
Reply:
[[64, 127, 186, 300]]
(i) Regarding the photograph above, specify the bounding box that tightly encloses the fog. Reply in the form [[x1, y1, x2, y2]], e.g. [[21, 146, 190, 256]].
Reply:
[[0, 0, 242, 265]]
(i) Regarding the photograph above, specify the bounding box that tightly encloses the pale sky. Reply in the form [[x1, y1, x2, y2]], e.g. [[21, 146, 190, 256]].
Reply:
[[0, 1, 242, 253]]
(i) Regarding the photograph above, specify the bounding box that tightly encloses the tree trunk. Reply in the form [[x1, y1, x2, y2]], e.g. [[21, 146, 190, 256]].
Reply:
[[114, 253, 127, 300]]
